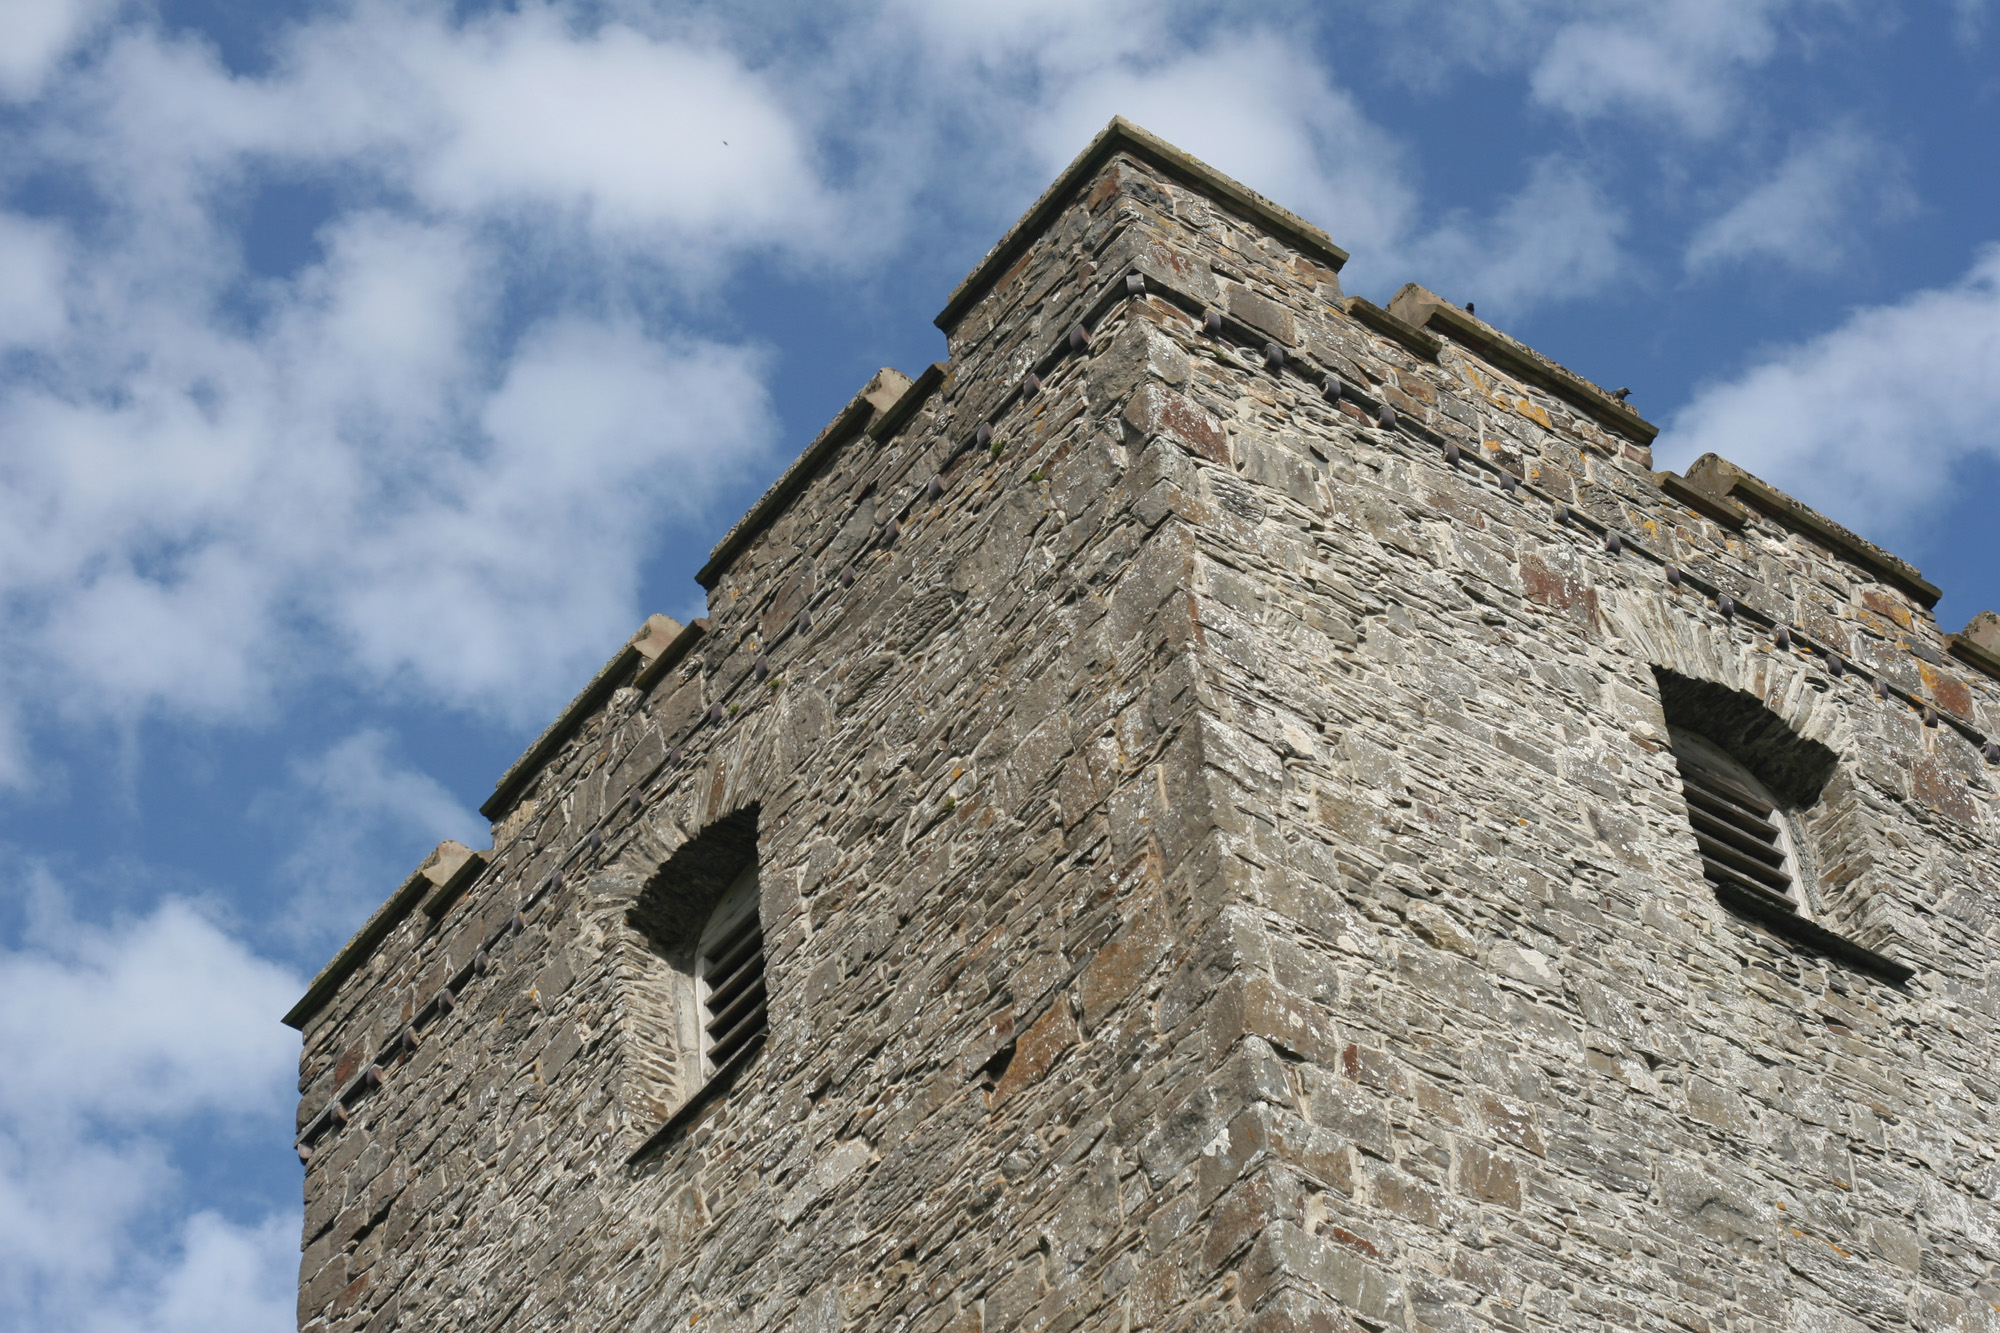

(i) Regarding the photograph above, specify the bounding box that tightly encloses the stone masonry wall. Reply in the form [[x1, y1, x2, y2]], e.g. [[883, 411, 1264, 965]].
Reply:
[[291, 123, 2000, 1333]]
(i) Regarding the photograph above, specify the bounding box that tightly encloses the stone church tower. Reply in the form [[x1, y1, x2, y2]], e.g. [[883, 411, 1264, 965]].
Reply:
[[285, 119, 2000, 1332]]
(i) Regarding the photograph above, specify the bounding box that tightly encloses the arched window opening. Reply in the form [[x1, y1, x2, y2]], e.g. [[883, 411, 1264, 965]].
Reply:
[[696, 864, 768, 1078], [617, 805, 766, 1141], [1649, 667, 1915, 985]]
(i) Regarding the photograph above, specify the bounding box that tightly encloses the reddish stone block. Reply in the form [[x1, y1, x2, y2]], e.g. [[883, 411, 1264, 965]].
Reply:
[[990, 997, 1080, 1105]]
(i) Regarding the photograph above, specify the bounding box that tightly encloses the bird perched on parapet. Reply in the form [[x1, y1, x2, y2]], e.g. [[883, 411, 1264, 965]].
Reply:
[[1465, 302, 1475, 315], [1611, 387, 1632, 402]]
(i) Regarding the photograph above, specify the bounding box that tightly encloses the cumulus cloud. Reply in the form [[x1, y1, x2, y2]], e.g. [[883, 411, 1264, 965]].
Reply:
[[1398, 156, 1628, 315], [0, 892, 298, 1124], [1526, 0, 1793, 135], [272, 5, 845, 262], [338, 317, 773, 705], [1355, 0, 1835, 136], [1023, 32, 1418, 261], [969, 27, 1629, 315], [1686, 126, 1913, 271], [0, 222, 777, 757], [0, 12, 797, 783], [0, 885, 300, 1331], [94, 1210, 299, 1333], [0, 214, 70, 347], [1, 2, 1987, 1331], [64, 3, 843, 264], [1658, 245, 2000, 536], [0, 0, 118, 102], [0, 0, 1672, 793]]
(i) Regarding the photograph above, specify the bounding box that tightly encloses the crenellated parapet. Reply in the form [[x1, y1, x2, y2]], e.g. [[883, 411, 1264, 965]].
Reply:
[[285, 118, 2000, 1333]]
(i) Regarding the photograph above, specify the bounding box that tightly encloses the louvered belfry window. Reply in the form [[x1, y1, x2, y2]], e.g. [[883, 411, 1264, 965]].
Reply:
[[696, 864, 768, 1079], [1671, 729, 1801, 913]]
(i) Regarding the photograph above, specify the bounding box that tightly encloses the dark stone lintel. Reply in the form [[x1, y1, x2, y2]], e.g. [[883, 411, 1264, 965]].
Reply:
[[1715, 881, 1917, 986]]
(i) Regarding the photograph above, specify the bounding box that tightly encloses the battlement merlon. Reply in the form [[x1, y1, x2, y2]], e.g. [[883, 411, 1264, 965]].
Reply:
[[1951, 611, 2000, 683], [533, 116, 1970, 830], [1385, 283, 1658, 447], [721, 115, 1950, 638], [281, 839, 484, 1031], [477, 612, 692, 822], [1681, 453, 1942, 610], [936, 116, 1349, 342], [696, 367, 916, 592]]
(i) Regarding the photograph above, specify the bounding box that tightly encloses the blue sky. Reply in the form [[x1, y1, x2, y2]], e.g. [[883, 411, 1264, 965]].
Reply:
[[1, 1, 1996, 1327]]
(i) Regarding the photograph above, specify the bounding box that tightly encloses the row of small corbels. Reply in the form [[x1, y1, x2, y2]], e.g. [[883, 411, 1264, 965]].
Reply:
[[1539, 499, 2000, 763], [296, 256, 1999, 1161], [1065, 260, 2000, 774], [295, 898, 518, 1161], [816, 256, 2000, 776]]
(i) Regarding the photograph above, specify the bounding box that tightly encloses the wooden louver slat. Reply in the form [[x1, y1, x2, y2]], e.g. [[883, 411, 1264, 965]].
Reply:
[[1675, 754, 1797, 911], [1674, 758, 1775, 816], [701, 912, 767, 1071], [1686, 806, 1785, 869]]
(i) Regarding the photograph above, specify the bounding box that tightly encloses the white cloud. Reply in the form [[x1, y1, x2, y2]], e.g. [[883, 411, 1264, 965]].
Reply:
[[66, 3, 843, 266], [414, 13, 832, 240], [1024, 33, 1419, 262], [95, 1210, 299, 1333], [0, 0, 117, 102], [17, 0, 1645, 789], [0, 6, 1658, 794], [1686, 126, 1913, 271], [1658, 245, 2000, 537], [0, 6, 828, 771], [1527, 0, 1791, 135], [1400, 156, 1628, 315], [0, 893, 299, 1124], [1004, 31, 1628, 315], [1355, 0, 1835, 137], [268, 728, 485, 940], [0, 886, 301, 1332], [337, 316, 774, 707], [884, 0, 1165, 58], [0, 214, 70, 347]]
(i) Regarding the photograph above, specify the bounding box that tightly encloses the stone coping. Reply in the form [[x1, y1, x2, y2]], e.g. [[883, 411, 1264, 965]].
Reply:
[[1684, 455, 1942, 609], [420, 845, 493, 919], [477, 614, 684, 821], [1957, 609, 2000, 657], [1387, 284, 1659, 445], [290, 255, 1994, 1038], [1341, 296, 1441, 360], [1654, 471, 1749, 528], [633, 617, 709, 694], [696, 368, 914, 592], [283, 841, 484, 1031], [934, 116, 1350, 334], [1947, 629, 2000, 684]]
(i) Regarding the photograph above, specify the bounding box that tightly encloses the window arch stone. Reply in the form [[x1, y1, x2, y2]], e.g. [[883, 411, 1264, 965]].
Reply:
[[614, 804, 763, 1138]]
